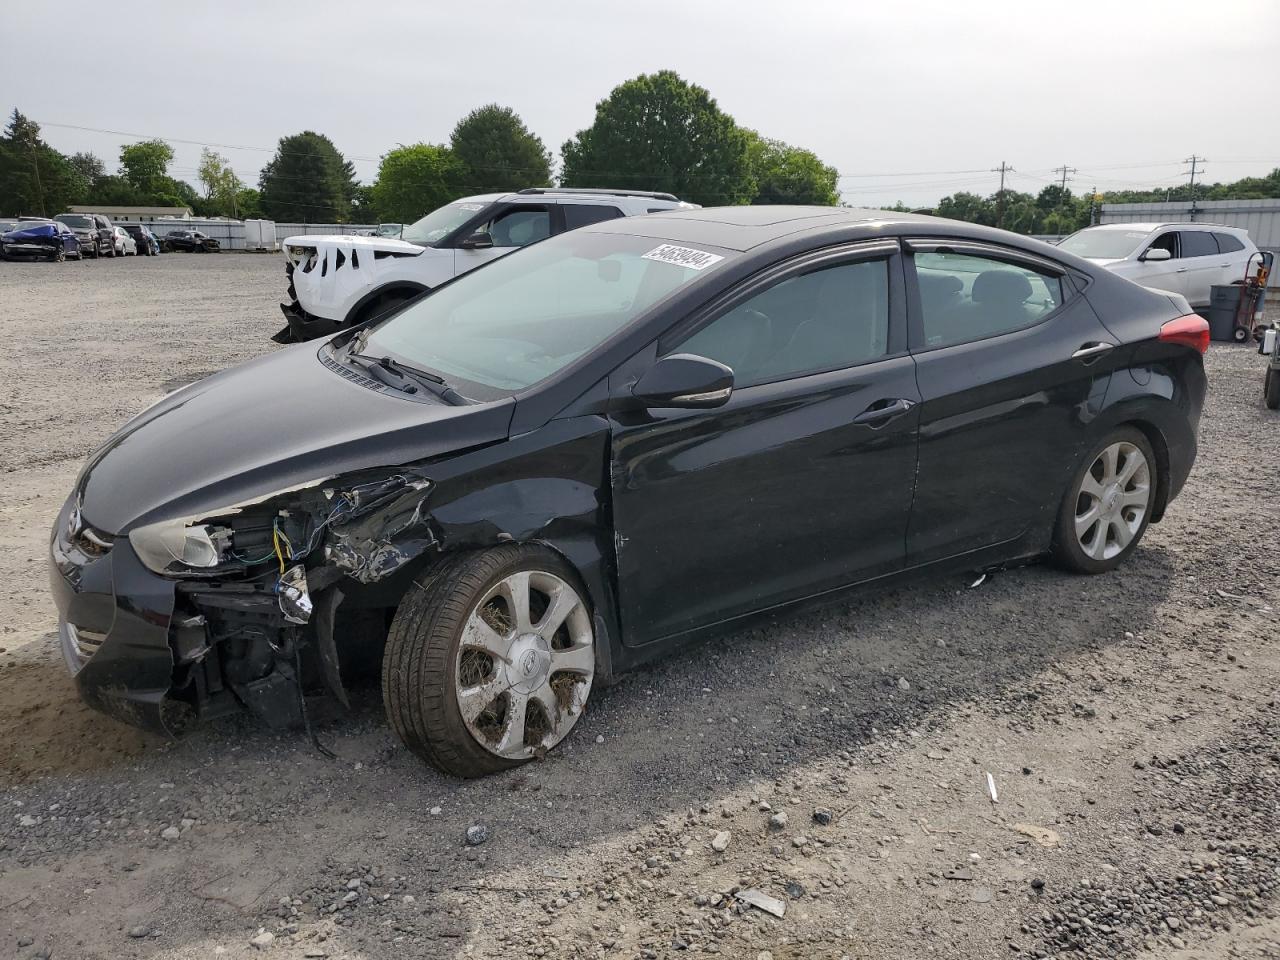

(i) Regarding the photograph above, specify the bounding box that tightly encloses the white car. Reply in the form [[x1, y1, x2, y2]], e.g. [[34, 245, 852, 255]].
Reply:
[[112, 225, 137, 257], [275, 188, 697, 342], [1058, 222, 1258, 309]]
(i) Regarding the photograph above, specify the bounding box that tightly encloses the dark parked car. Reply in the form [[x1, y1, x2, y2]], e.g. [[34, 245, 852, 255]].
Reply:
[[164, 229, 219, 252], [50, 206, 1208, 777], [2, 219, 82, 261], [55, 213, 115, 258], [121, 223, 161, 256]]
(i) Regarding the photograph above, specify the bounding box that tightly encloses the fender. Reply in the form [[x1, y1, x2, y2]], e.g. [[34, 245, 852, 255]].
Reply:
[[344, 281, 431, 328]]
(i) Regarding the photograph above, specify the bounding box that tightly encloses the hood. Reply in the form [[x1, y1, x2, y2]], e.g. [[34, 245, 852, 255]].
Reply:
[[77, 344, 514, 534], [283, 234, 426, 256], [4, 223, 55, 240]]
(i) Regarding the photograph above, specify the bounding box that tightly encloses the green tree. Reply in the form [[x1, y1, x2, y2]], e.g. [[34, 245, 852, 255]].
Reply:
[[560, 70, 753, 206], [744, 131, 839, 205], [258, 131, 356, 222], [118, 138, 175, 197], [370, 144, 462, 223], [449, 104, 551, 194], [197, 148, 244, 217], [0, 110, 85, 215], [936, 191, 996, 226]]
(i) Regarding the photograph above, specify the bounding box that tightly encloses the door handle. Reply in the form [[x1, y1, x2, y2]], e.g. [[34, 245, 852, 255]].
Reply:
[[1071, 341, 1115, 363], [1175, 267, 1188, 273], [852, 397, 915, 426]]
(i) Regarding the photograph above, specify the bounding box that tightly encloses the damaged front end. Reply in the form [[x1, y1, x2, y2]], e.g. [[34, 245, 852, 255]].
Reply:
[[56, 468, 440, 734]]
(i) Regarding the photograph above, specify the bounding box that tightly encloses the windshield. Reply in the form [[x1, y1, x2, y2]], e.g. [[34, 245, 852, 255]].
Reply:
[[376, 223, 404, 238], [1059, 228, 1151, 260], [365, 231, 733, 395], [56, 215, 94, 229], [401, 201, 491, 246]]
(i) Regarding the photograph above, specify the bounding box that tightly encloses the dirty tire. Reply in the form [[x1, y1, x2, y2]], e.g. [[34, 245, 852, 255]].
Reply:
[[1265, 367, 1280, 410], [382, 545, 594, 778], [1051, 426, 1157, 574]]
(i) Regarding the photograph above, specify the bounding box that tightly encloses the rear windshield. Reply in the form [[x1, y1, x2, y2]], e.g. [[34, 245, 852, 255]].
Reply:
[[56, 215, 95, 229], [1058, 229, 1150, 260]]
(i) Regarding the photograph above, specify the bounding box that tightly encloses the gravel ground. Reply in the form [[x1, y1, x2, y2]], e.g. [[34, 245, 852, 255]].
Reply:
[[0, 254, 1277, 960]]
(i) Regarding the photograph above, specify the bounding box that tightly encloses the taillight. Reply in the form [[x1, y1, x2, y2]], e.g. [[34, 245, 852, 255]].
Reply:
[[1158, 314, 1210, 354]]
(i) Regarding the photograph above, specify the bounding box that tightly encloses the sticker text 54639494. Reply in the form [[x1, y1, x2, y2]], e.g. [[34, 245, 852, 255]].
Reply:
[[641, 244, 725, 271]]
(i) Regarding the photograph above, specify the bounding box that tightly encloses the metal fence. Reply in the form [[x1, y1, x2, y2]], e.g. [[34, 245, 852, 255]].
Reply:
[[124, 219, 379, 252]]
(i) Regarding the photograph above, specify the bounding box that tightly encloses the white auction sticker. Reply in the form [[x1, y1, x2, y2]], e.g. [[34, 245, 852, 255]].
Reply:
[[458, 202, 485, 211], [641, 244, 724, 271]]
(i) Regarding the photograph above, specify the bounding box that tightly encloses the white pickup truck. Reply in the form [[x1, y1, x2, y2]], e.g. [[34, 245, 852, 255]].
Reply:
[[274, 188, 696, 342]]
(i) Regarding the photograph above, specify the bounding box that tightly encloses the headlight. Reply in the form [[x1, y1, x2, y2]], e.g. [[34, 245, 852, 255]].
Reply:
[[129, 519, 233, 575], [285, 244, 316, 267]]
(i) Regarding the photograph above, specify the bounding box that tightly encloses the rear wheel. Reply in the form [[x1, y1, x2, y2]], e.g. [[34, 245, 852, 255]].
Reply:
[[1051, 427, 1156, 574], [383, 545, 596, 778], [355, 289, 416, 328], [1265, 368, 1280, 410]]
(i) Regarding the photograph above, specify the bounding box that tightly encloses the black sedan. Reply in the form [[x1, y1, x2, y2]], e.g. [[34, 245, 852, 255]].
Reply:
[[164, 229, 220, 252], [50, 207, 1207, 777], [2, 219, 82, 261]]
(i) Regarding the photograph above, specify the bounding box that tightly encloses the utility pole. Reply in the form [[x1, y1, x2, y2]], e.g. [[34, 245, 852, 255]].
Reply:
[[1183, 155, 1205, 220], [1089, 185, 1098, 225], [991, 160, 1014, 228], [27, 140, 46, 217], [1052, 164, 1077, 194]]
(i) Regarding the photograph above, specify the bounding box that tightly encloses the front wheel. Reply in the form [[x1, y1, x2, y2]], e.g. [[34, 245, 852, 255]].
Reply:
[[383, 545, 596, 778], [1265, 368, 1280, 410], [1050, 428, 1157, 574]]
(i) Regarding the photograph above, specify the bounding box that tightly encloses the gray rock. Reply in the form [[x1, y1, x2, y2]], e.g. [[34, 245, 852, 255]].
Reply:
[[465, 824, 489, 846], [711, 831, 731, 852], [768, 812, 788, 831], [127, 925, 150, 938], [250, 931, 275, 949], [812, 808, 833, 826], [160, 826, 180, 841]]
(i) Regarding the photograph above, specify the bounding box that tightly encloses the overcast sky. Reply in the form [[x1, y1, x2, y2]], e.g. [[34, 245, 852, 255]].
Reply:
[[4, 0, 1278, 208]]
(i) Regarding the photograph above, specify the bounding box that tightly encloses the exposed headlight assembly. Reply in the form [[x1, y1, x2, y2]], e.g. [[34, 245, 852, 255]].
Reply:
[[129, 519, 233, 575]]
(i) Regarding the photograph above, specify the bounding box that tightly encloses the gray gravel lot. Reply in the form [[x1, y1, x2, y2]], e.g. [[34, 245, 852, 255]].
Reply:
[[0, 254, 1278, 959]]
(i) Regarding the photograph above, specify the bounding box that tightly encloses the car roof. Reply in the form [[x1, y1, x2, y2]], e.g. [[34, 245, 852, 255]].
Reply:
[[585, 205, 941, 251], [1082, 221, 1245, 233]]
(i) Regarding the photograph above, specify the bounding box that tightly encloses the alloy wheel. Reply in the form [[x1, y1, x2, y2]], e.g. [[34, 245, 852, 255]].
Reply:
[[455, 570, 594, 760], [1074, 441, 1151, 561]]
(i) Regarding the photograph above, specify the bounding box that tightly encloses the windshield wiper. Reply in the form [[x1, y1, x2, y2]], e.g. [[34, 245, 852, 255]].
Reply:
[[346, 350, 468, 405]]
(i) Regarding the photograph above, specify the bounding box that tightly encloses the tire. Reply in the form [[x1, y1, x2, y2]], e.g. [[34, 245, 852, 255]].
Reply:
[[50, 247, 65, 263], [383, 545, 597, 778], [1233, 326, 1249, 343], [1265, 368, 1280, 410], [1050, 427, 1157, 574]]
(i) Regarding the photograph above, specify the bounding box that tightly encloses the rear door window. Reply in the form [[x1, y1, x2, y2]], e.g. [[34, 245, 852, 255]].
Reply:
[[562, 204, 624, 230], [1212, 232, 1245, 253], [913, 251, 1063, 349], [1179, 231, 1218, 258]]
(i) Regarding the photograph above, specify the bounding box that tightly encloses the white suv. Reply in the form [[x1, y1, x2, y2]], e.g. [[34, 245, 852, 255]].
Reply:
[[275, 188, 697, 342], [1058, 222, 1259, 309]]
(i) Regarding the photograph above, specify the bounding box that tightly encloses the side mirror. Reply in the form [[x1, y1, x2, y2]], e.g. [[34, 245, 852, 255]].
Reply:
[[459, 231, 494, 250], [633, 353, 734, 409], [1141, 248, 1172, 262]]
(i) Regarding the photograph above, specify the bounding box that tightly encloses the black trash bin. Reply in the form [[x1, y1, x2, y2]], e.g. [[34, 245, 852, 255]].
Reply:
[[1207, 284, 1242, 342]]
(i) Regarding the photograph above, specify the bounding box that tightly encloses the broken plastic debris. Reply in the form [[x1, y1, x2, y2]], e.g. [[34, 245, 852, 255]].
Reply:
[[1013, 823, 1061, 848], [969, 573, 987, 589], [735, 888, 786, 918], [943, 867, 974, 881], [277, 564, 312, 624], [985, 771, 999, 804]]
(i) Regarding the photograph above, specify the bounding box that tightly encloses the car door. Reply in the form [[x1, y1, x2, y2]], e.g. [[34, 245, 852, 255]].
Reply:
[[905, 241, 1116, 565], [1212, 232, 1248, 285], [453, 203, 553, 277], [608, 241, 920, 645], [1133, 230, 1184, 297], [1176, 230, 1222, 307]]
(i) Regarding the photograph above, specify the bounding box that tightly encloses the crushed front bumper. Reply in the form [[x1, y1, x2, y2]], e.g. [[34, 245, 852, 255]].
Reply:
[[274, 298, 344, 344], [49, 498, 189, 734], [2, 241, 57, 259]]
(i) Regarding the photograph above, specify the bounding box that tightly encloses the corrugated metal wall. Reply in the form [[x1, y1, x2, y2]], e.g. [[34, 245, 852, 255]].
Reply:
[[125, 219, 378, 251], [1100, 199, 1280, 252]]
